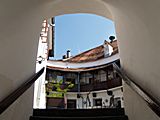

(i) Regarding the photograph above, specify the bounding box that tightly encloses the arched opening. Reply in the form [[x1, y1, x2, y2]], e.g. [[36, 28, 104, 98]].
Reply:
[[32, 1, 160, 120], [1, 0, 160, 120], [34, 13, 122, 110]]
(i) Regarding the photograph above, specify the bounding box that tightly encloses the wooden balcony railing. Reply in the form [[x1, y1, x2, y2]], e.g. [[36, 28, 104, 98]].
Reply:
[[79, 78, 122, 92]]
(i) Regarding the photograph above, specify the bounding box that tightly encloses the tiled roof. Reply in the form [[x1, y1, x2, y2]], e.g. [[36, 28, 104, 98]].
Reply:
[[64, 40, 118, 63], [110, 40, 118, 50]]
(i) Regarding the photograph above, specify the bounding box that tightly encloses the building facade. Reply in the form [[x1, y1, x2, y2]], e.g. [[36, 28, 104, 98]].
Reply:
[[45, 39, 124, 109]]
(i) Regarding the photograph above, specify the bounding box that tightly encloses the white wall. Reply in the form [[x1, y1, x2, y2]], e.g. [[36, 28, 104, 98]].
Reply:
[[34, 41, 47, 109], [123, 82, 160, 120], [104, 0, 160, 119], [0, 0, 46, 119], [1, 0, 160, 120], [34, 19, 50, 109], [67, 87, 123, 109], [0, 1, 113, 119]]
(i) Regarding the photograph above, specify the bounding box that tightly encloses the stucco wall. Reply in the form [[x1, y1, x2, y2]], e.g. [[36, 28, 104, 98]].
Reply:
[[0, 0, 46, 120], [0, 0, 113, 120], [107, 0, 160, 101], [0, 0, 160, 120], [123, 83, 160, 120], [67, 87, 123, 109], [105, 0, 160, 119]]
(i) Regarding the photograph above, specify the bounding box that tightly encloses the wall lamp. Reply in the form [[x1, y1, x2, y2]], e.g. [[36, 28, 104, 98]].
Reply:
[[36, 56, 45, 64]]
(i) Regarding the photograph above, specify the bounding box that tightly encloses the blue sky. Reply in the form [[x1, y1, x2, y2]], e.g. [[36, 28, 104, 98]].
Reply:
[[54, 13, 116, 59]]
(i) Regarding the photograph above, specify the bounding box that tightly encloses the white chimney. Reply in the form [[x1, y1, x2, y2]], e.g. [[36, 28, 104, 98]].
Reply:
[[103, 40, 113, 57], [66, 49, 71, 58]]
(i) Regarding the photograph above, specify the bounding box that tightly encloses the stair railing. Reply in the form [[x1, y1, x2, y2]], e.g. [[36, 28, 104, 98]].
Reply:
[[0, 67, 45, 114], [112, 63, 160, 117]]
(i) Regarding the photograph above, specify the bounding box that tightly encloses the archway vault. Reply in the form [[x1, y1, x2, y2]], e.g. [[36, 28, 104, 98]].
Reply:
[[42, 0, 113, 20], [41, 1, 160, 120], [0, 0, 160, 120]]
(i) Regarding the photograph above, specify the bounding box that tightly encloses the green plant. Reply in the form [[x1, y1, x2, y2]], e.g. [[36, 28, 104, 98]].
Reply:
[[46, 79, 74, 97], [53, 79, 74, 93]]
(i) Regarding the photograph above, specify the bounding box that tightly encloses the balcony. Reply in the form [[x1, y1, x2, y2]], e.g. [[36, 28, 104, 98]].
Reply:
[[81, 78, 122, 92], [68, 78, 122, 92], [68, 84, 78, 92]]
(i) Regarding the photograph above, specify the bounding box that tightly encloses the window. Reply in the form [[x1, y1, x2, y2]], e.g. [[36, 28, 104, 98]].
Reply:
[[89, 78, 92, 84], [57, 75, 63, 82], [66, 78, 75, 84], [94, 71, 101, 83], [48, 73, 52, 81], [80, 72, 92, 85], [108, 70, 114, 80], [114, 97, 121, 108], [100, 70, 107, 82], [67, 99, 77, 109], [85, 72, 92, 84], [93, 98, 102, 107]]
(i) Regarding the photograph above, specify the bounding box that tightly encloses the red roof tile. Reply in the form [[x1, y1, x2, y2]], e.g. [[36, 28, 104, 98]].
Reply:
[[64, 40, 118, 63]]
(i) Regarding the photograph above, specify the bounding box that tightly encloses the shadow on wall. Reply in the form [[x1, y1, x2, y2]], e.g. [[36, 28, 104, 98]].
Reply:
[[0, 74, 13, 101]]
